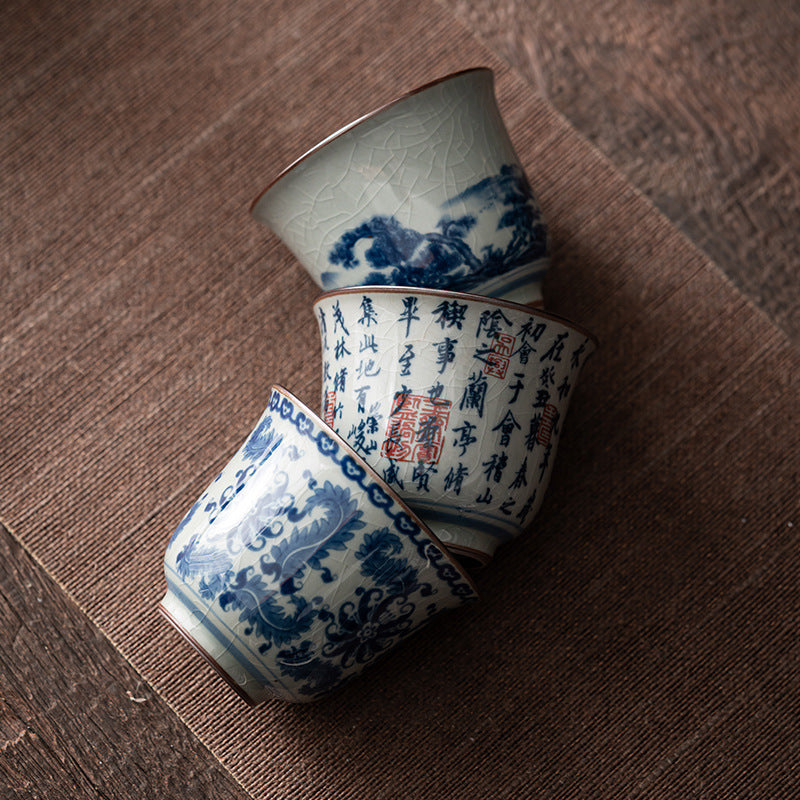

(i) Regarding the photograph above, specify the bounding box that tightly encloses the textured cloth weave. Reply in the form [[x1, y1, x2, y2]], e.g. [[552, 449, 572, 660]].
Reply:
[[2, 1, 798, 797]]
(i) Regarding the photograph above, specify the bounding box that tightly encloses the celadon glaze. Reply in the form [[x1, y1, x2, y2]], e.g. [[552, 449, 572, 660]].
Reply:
[[314, 289, 596, 561], [160, 386, 478, 704], [251, 68, 550, 305]]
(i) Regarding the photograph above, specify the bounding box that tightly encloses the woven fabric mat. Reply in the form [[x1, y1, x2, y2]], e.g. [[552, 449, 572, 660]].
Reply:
[[3, 0, 798, 797]]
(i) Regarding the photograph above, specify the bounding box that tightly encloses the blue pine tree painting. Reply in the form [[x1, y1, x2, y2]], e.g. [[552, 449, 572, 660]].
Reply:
[[324, 164, 548, 292]]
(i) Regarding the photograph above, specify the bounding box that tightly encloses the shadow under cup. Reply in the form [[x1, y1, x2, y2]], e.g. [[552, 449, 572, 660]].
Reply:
[[314, 288, 597, 563]]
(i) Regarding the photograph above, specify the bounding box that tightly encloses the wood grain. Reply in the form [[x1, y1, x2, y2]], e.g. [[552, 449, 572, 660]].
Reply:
[[0, 523, 250, 800], [448, 0, 800, 342]]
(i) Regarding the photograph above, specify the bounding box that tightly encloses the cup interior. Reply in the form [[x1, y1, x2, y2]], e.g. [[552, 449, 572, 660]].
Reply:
[[250, 67, 494, 209], [250, 69, 551, 305]]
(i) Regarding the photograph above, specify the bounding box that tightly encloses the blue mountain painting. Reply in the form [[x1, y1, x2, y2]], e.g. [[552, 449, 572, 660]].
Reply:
[[325, 164, 548, 291]]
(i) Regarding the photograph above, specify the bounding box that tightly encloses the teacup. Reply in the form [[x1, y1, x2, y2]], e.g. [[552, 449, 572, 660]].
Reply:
[[313, 288, 597, 562], [251, 67, 550, 306], [159, 385, 478, 705]]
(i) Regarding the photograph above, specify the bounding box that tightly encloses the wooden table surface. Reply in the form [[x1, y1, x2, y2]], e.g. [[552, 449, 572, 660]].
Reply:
[[1, 1, 797, 797]]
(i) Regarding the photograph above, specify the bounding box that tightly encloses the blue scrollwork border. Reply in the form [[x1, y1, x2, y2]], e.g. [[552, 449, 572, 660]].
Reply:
[[268, 389, 477, 602]]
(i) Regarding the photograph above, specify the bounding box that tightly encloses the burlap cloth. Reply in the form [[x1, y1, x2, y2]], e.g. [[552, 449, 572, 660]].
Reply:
[[3, 0, 798, 797]]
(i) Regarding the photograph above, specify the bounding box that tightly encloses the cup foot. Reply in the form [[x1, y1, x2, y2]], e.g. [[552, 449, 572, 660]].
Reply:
[[157, 590, 278, 707], [157, 601, 258, 707], [475, 257, 550, 306], [413, 507, 515, 563]]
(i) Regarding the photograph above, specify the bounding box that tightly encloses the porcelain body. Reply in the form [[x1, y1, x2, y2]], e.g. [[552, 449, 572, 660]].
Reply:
[[251, 68, 550, 305], [160, 386, 478, 704], [314, 289, 596, 561]]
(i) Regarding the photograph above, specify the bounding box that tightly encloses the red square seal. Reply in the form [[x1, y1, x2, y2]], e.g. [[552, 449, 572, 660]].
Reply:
[[381, 393, 452, 464], [482, 332, 517, 379]]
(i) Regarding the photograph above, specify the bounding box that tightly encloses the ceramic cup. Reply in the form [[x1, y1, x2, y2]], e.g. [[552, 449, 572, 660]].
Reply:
[[251, 67, 550, 306], [159, 386, 479, 705], [313, 288, 597, 563]]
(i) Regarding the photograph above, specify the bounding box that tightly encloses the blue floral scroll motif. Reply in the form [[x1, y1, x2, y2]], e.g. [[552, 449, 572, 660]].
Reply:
[[176, 531, 235, 582], [218, 572, 321, 651], [260, 480, 366, 593], [325, 164, 547, 291], [242, 415, 277, 461], [276, 642, 344, 696], [262, 393, 471, 598], [355, 527, 429, 597], [176, 470, 295, 580], [179, 478, 365, 651], [172, 390, 477, 700]]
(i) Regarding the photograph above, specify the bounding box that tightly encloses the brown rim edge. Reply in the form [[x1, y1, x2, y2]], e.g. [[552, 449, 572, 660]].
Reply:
[[446, 542, 492, 565], [312, 286, 599, 346], [157, 603, 259, 708], [271, 385, 481, 598], [249, 67, 493, 214], [445, 543, 492, 573]]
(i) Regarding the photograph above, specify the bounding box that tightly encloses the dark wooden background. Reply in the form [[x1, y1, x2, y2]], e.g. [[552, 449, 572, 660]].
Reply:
[[1, 1, 797, 797], [452, 0, 800, 344]]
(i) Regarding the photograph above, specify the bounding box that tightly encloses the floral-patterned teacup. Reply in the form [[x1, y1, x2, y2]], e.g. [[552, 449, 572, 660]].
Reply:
[[159, 386, 478, 705], [251, 67, 550, 306], [313, 288, 597, 563]]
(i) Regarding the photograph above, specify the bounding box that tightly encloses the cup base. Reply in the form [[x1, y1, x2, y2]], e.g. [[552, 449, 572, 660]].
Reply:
[[414, 507, 515, 563], [475, 256, 550, 306], [157, 601, 258, 707], [157, 590, 276, 707]]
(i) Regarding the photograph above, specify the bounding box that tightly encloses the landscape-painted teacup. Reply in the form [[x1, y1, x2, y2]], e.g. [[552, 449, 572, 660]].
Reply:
[[251, 67, 550, 306], [313, 288, 596, 563], [159, 386, 479, 705]]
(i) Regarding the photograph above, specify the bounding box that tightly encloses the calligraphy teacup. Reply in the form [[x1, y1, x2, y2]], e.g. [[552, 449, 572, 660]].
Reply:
[[313, 288, 597, 564], [159, 385, 478, 704], [251, 67, 550, 306]]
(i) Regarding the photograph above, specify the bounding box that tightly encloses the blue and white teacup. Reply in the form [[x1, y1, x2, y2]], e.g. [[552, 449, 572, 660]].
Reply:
[[313, 288, 597, 564], [251, 67, 550, 306], [159, 386, 478, 705]]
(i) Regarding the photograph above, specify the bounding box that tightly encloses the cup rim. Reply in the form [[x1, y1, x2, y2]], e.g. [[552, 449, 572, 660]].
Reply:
[[250, 66, 494, 215], [312, 285, 598, 346], [445, 542, 492, 570], [270, 384, 480, 597]]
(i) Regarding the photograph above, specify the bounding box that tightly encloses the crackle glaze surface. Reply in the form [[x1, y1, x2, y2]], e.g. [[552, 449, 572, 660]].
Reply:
[[314, 289, 596, 559], [161, 387, 478, 704], [251, 68, 550, 305]]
